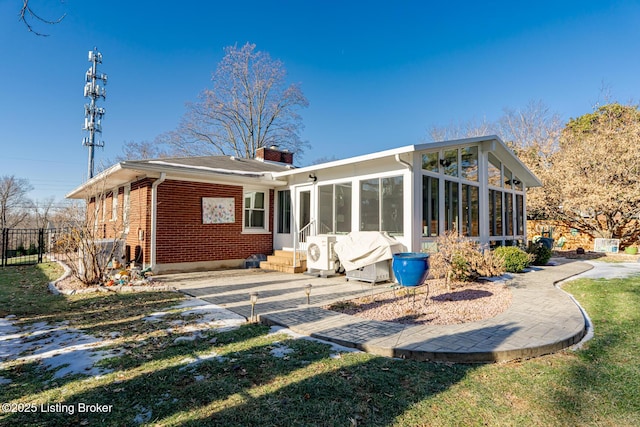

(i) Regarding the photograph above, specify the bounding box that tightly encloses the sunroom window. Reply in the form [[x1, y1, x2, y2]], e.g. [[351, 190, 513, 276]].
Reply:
[[319, 183, 352, 234], [359, 176, 403, 235]]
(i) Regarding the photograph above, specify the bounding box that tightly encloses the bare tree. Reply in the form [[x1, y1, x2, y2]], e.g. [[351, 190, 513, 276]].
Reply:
[[161, 42, 309, 159], [497, 100, 562, 173], [54, 182, 125, 286], [495, 101, 563, 218], [0, 175, 33, 229], [114, 139, 172, 162], [32, 197, 55, 229], [426, 117, 495, 142], [18, 0, 65, 36]]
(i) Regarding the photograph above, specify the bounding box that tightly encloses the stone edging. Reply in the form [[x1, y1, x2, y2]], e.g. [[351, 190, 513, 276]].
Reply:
[[47, 260, 175, 295]]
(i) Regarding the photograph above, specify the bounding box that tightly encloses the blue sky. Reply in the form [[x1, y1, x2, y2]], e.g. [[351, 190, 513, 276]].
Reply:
[[1, 1, 639, 204]]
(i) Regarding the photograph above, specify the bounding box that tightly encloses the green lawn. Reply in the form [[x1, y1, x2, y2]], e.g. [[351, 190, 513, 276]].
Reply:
[[0, 263, 638, 426]]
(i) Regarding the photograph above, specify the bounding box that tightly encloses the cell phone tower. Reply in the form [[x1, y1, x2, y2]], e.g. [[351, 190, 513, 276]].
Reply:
[[82, 48, 107, 179]]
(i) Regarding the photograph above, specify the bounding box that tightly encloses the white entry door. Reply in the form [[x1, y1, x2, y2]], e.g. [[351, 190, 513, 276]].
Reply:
[[295, 185, 315, 249]]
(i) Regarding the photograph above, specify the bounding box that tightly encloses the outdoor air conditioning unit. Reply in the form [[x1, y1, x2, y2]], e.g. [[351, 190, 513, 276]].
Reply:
[[307, 235, 337, 271]]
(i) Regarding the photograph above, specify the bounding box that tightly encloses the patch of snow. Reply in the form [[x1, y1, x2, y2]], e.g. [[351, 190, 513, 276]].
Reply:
[[174, 298, 245, 332], [0, 376, 12, 385], [173, 335, 199, 344], [178, 351, 223, 370], [0, 318, 118, 379], [270, 342, 294, 358], [142, 311, 169, 322], [133, 406, 152, 424]]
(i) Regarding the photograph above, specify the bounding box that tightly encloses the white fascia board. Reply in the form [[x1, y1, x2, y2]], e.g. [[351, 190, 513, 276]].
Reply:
[[273, 145, 418, 178], [148, 160, 271, 177], [66, 160, 287, 199], [65, 163, 129, 199], [138, 162, 287, 186], [273, 135, 506, 179]]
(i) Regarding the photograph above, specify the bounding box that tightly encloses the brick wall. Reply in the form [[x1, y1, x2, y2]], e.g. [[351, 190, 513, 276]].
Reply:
[[86, 178, 153, 266], [155, 180, 274, 264], [127, 179, 153, 265]]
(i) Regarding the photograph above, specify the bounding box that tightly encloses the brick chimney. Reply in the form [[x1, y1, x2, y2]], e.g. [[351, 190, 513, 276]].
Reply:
[[256, 145, 294, 165]]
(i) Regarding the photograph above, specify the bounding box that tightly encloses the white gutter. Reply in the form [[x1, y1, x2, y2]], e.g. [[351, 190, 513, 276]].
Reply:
[[394, 153, 413, 171], [150, 172, 166, 271]]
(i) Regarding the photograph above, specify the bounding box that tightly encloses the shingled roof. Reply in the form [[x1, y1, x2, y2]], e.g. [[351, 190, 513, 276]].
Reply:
[[125, 155, 294, 174]]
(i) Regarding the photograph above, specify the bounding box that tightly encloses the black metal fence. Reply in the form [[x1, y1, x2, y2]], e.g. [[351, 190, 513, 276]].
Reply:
[[1, 228, 56, 267]]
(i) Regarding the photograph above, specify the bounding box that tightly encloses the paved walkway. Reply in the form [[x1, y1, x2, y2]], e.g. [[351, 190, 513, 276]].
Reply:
[[157, 258, 594, 363]]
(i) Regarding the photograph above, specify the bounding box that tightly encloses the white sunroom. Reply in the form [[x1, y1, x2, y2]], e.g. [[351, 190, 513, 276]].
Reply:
[[270, 135, 541, 254]]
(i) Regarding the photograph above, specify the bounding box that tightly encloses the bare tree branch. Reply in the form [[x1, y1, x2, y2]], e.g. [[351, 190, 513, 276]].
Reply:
[[0, 175, 33, 229], [164, 43, 309, 159], [19, 0, 66, 37]]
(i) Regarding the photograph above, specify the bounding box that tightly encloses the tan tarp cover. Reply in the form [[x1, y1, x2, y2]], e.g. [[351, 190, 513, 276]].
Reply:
[[334, 231, 406, 271]]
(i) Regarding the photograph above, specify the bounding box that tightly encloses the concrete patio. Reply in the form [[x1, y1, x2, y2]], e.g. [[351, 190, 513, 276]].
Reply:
[[156, 258, 594, 363]]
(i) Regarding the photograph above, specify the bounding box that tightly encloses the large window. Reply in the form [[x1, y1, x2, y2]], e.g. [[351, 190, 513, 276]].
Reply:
[[505, 192, 514, 236], [444, 180, 459, 232], [516, 194, 524, 235], [244, 191, 265, 229], [318, 183, 352, 234], [491, 187, 524, 239], [462, 184, 479, 236], [489, 189, 503, 236], [360, 176, 403, 235], [422, 176, 439, 236], [277, 190, 291, 234]]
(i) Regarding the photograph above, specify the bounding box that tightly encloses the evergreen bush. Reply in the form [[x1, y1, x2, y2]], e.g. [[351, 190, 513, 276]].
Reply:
[[528, 242, 552, 266], [493, 246, 534, 273]]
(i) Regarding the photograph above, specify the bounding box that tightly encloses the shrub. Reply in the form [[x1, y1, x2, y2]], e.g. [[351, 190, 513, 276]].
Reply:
[[528, 242, 553, 266], [467, 248, 505, 278], [428, 232, 506, 289], [494, 246, 534, 273], [16, 244, 26, 257]]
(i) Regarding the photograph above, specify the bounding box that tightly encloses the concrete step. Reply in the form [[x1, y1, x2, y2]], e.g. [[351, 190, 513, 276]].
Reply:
[[273, 249, 306, 260], [259, 261, 306, 274]]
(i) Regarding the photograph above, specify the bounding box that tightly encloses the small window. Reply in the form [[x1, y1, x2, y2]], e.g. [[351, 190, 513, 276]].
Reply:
[[461, 146, 478, 181], [488, 153, 501, 187], [123, 185, 131, 233], [244, 191, 266, 229], [504, 167, 513, 188], [422, 152, 439, 173], [111, 187, 118, 221], [443, 149, 458, 176]]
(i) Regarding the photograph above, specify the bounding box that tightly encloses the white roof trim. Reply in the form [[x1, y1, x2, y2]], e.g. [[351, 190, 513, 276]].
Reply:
[[148, 160, 272, 176]]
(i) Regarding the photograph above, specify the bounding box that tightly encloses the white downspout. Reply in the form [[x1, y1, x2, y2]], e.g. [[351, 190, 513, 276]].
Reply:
[[150, 173, 166, 271], [394, 154, 413, 171], [395, 154, 416, 251]]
